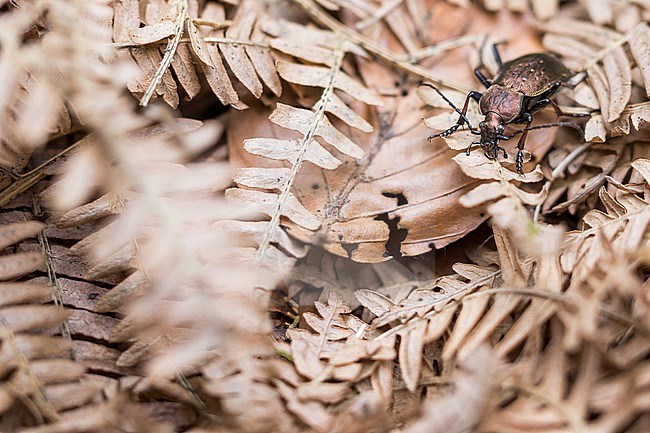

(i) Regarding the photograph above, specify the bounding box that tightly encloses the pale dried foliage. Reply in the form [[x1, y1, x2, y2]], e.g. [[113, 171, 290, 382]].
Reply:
[[0, 0, 649, 432]]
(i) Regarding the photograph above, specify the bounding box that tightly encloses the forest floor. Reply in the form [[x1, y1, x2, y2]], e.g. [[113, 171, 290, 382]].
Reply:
[[1, 0, 649, 432]]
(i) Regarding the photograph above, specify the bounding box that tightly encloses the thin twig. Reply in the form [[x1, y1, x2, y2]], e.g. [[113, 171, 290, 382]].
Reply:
[[406, 33, 485, 63], [113, 36, 269, 50], [202, 37, 269, 48], [292, 0, 470, 93], [33, 192, 71, 340], [0, 141, 85, 207], [355, 0, 404, 31], [1, 325, 60, 422], [465, 286, 650, 335]]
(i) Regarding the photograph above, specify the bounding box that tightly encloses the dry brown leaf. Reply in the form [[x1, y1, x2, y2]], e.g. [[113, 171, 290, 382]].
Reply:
[[116, 0, 281, 107]]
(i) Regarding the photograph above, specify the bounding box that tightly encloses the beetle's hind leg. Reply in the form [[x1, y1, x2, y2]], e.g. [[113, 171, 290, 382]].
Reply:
[[474, 68, 491, 88], [491, 43, 503, 69], [546, 99, 591, 118], [475, 39, 505, 87]]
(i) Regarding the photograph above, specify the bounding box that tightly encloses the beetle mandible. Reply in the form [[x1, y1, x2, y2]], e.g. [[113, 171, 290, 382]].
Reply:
[[424, 44, 584, 174]]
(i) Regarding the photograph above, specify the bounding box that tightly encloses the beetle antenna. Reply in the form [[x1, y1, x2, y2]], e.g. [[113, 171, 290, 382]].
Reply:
[[419, 83, 477, 131], [506, 122, 583, 138]]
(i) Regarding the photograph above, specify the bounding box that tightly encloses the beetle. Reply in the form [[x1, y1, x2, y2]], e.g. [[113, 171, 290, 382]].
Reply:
[[424, 44, 584, 173]]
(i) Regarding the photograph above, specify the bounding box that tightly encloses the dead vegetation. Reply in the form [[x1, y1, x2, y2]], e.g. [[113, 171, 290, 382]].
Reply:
[[0, 0, 649, 432]]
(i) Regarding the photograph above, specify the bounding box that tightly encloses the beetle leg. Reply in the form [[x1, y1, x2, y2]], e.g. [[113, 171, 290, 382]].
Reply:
[[466, 141, 480, 156], [485, 147, 498, 159], [526, 97, 564, 118], [547, 99, 591, 118], [428, 90, 482, 140], [474, 68, 491, 88], [491, 43, 503, 69], [486, 145, 507, 159], [469, 91, 482, 103], [515, 113, 533, 174], [526, 98, 553, 116]]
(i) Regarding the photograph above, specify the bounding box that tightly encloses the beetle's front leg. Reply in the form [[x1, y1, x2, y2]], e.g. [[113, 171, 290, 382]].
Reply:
[[428, 91, 482, 140], [515, 113, 533, 174], [485, 144, 507, 160]]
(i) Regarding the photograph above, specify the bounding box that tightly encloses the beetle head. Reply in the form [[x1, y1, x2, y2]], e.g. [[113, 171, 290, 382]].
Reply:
[[479, 112, 505, 159]]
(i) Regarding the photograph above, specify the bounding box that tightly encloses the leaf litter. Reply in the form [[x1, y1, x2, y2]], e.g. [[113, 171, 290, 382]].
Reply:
[[0, 0, 649, 432]]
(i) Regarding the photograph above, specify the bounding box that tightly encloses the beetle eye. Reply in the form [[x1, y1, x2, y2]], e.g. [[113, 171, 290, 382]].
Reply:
[[498, 125, 504, 132]]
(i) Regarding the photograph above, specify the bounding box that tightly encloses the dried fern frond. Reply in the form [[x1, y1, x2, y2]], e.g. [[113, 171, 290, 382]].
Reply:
[[227, 22, 381, 275], [354, 227, 535, 393], [580, 0, 650, 31], [115, 0, 280, 108], [353, 182, 648, 421], [47, 112, 304, 430], [482, 327, 644, 433], [0, 220, 91, 429], [542, 133, 649, 215], [47, 118, 223, 313], [275, 291, 396, 430], [0, 2, 79, 191], [558, 158, 650, 346], [542, 19, 650, 136]]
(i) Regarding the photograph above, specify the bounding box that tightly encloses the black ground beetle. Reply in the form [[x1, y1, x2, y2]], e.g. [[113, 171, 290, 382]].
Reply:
[[424, 44, 585, 173]]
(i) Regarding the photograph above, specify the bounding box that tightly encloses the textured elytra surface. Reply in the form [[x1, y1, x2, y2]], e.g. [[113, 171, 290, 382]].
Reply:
[[494, 53, 572, 96]]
